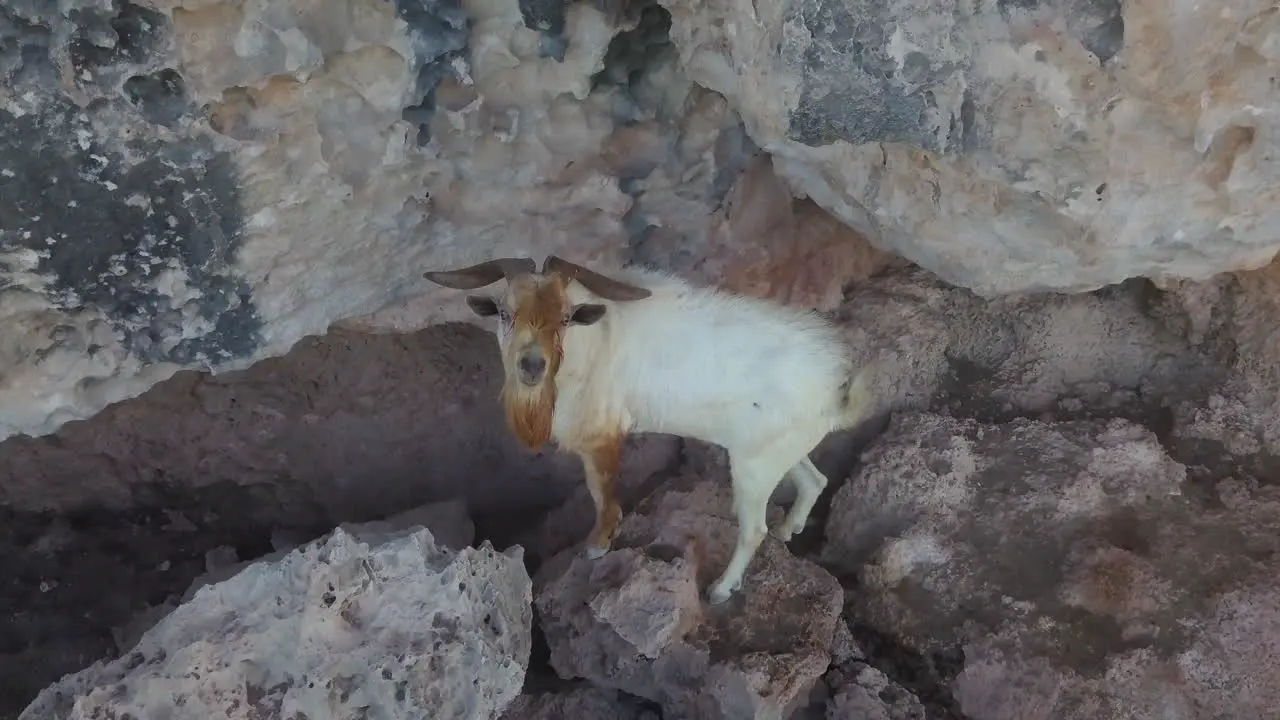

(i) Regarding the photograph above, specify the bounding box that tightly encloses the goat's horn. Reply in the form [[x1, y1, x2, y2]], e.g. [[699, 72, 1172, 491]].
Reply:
[[423, 257, 537, 289], [543, 256, 652, 301]]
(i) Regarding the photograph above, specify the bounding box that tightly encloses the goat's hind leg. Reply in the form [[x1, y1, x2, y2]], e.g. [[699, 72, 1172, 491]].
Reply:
[[771, 456, 828, 543], [707, 451, 791, 605]]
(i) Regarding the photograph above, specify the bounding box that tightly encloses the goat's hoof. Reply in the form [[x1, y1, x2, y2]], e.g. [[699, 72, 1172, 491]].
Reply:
[[769, 524, 794, 543], [583, 545, 610, 560], [707, 586, 734, 605]]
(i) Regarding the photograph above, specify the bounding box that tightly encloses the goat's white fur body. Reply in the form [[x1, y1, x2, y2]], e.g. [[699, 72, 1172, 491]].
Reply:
[[542, 266, 872, 604]]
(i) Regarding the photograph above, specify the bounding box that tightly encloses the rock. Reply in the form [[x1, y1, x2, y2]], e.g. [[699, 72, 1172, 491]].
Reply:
[[202, 544, 239, 573], [535, 470, 844, 720], [0, 324, 604, 522], [1153, 261, 1280, 473], [823, 412, 1280, 719], [660, 0, 1280, 294], [0, 0, 755, 443], [500, 685, 660, 720], [22, 525, 533, 720], [825, 664, 925, 720], [634, 154, 900, 311], [178, 497, 479, 604], [829, 266, 1215, 425], [338, 496, 476, 551]]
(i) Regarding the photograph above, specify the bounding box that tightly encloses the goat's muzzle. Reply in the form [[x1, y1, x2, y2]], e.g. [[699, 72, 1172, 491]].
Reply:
[[517, 345, 547, 387]]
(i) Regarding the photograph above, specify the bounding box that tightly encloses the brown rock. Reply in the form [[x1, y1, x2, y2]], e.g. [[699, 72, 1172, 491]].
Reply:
[[1156, 259, 1280, 472], [535, 470, 844, 720], [823, 412, 1280, 719], [637, 155, 898, 311]]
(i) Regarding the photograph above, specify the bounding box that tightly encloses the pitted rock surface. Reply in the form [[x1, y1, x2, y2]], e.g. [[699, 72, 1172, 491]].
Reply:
[[500, 685, 661, 720], [0, 0, 757, 442], [659, 0, 1280, 294], [535, 473, 844, 720], [20, 525, 533, 720], [823, 412, 1280, 719]]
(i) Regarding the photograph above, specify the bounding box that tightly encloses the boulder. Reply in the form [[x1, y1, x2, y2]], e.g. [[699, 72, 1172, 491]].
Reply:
[[535, 468, 844, 720], [824, 664, 926, 720], [499, 685, 660, 720], [0, 0, 755, 442], [788, 621, 927, 720], [22, 525, 533, 720], [660, 0, 1280, 294], [823, 412, 1280, 719]]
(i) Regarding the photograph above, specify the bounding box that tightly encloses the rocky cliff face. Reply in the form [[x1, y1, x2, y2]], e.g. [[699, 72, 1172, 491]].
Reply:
[[4, 0, 1278, 441], [5, 0, 1280, 718]]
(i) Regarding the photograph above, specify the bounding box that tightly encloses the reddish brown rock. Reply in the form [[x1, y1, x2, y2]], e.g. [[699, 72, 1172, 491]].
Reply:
[[637, 155, 898, 311]]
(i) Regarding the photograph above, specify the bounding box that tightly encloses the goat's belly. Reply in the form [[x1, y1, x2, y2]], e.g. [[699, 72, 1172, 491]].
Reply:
[[629, 397, 820, 450]]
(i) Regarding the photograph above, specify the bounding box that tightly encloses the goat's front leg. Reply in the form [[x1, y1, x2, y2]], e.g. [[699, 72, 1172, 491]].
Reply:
[[576, 435, 624, 559]]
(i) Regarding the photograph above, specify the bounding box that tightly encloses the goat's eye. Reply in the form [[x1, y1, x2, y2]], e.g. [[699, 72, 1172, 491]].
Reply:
[[498, 309, 511, 323]]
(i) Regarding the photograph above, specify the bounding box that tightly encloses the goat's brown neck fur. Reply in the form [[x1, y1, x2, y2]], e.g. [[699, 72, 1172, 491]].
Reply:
[[501, 378, 558, 449], [500, 277, 569, 450]]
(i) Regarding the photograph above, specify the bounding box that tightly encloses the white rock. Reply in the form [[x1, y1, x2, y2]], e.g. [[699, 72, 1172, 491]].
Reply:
[[21, 526, 533, 720]]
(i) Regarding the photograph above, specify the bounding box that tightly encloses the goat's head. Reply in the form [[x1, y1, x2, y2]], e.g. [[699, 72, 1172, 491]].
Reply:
[[423, 255, 651, 448]]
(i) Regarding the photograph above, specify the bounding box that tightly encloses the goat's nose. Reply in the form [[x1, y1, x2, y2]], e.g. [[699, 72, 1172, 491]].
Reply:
[[518, 353, 546, 383]]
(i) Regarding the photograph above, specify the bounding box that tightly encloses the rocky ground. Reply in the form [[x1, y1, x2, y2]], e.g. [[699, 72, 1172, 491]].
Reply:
[[4, 260, 1280, 719]]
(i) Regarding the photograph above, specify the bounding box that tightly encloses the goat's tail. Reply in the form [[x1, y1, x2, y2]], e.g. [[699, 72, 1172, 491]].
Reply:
[[839, 364, 875, 429]]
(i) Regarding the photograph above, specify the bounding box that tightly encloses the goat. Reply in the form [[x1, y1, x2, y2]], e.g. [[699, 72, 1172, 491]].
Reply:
[[424, 255, 873, 605]]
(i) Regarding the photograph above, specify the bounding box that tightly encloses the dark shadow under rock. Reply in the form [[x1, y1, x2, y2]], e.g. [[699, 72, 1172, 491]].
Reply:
[[21, 525, 533, 720], [0, 323, 680, 545], [0, 323, 682, 716], [500, 683, 662, 720]]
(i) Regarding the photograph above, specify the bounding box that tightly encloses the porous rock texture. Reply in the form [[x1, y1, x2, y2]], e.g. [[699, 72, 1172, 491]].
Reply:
[[11, 0, 1279, 445], [661, 0, 1280, 294], [0, 0, 793, 442], [535, 456, 846, 720], [21, 523, 534, 720], [823, 412, 1280, 720], [499, 685, 660, 720]]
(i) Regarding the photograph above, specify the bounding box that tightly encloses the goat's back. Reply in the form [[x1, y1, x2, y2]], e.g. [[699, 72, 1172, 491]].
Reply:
[[563, 268, 851, 451]]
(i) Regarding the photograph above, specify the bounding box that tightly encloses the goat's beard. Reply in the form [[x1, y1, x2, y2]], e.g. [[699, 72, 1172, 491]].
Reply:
[[501, 377, 557, 450]]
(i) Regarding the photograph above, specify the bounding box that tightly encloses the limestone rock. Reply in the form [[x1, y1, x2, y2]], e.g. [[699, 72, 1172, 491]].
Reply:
[[633, 153, 900, 311], [788, 629, 927, 720], [824, 665, 925, 720], [499, 685, 660, 720], [535, 471, 843, 720], [823, 413, 1280, 719], [660, 0, 1280, 294], [828, 266, 1215, 425], [21, 525, 533, 720], [0, 0, 753, 442], [1150, 261, 1280, 473], [179, 497, 479, 604], [339, 496, 477, 552]]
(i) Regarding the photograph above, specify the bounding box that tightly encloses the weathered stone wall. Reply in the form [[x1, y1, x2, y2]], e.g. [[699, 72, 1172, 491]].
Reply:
[[660, 0, 1280, 293], [5, 0, 1280, 441]]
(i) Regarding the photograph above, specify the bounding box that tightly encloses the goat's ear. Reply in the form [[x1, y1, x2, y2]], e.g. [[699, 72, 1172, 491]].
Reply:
[[568, 303, 607, 326], [465, 296, 500, 317]]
